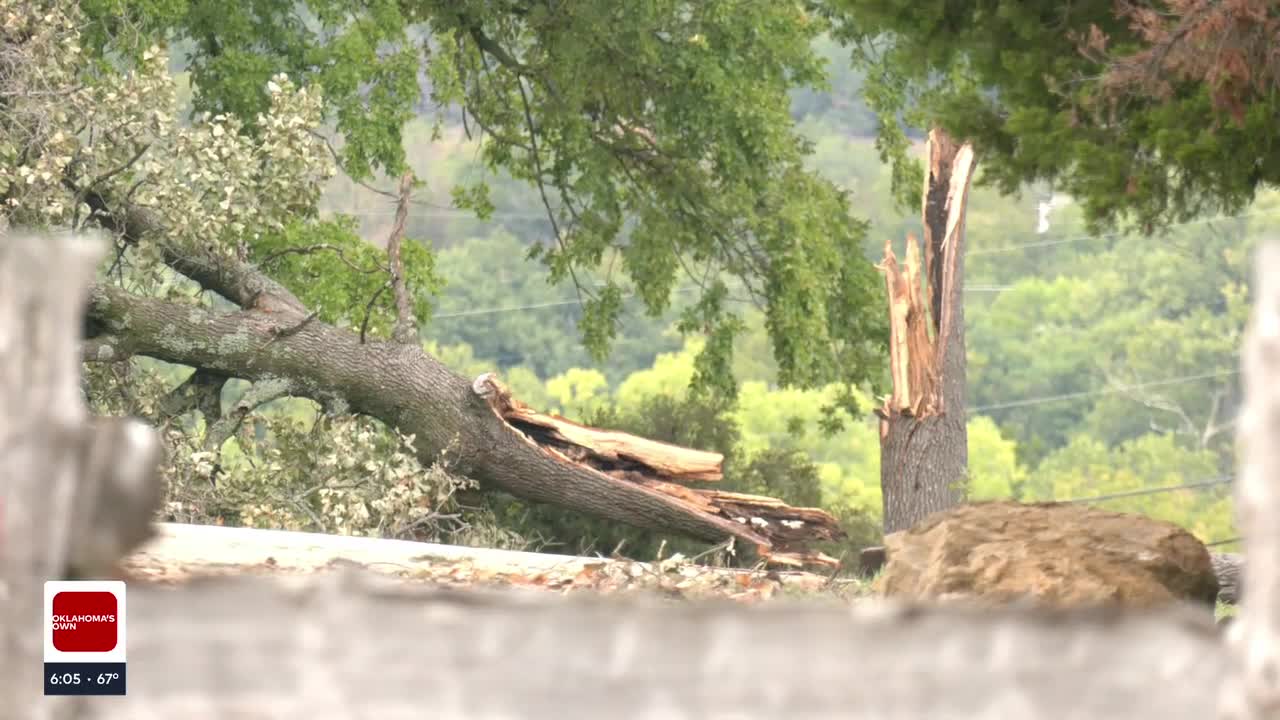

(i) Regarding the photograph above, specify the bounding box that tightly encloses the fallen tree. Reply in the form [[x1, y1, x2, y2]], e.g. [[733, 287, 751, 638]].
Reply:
[[5, 0, 882, 568], [84, 204, 843, 566], [8, 229, 1279, 720]]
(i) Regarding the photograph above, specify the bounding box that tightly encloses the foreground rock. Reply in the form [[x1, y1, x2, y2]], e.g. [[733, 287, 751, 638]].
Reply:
[[874, 501, 1218, 609]]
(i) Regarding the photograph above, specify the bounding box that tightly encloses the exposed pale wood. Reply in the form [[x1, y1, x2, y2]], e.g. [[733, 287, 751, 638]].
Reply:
[[877, 129, 975, 533], [505, 405, 725, 482], [472, 372, 843, 564], [1218, 240, 1280, 719], [903, 238, 936, 416], [879, 237, 915, 414], [876, 236, 938, 417], [928, 135, 978, 387]]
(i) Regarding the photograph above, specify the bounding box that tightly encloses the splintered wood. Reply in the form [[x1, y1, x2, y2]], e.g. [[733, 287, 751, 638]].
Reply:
[[875, 130, 977, 421], [470, 372, 844, 566], [878, 236, 939, 417], [505, 405, 724, 482]]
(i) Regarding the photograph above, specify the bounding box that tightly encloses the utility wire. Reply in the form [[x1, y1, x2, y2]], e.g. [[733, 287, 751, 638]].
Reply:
[[434, 297, 591, 319], [969, 369, 1239, 414], [434, 313, 1238, 419], [325, 208, 551, 221], [331, 207, 1280, 255], [967, 209, 1279, 256], [1061, 475, 1234, 505], [433, 283, 1015, 319]]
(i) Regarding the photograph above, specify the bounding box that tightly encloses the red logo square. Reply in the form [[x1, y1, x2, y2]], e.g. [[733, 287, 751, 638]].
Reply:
[[51, 591, 117, 653]]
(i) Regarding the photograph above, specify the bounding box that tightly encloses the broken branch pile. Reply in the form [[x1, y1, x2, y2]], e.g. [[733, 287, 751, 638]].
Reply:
[[472, 372, 845, 566]]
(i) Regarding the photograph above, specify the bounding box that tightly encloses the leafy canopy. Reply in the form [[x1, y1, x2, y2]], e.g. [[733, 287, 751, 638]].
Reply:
[[827, 0, 1280, 232], [76, 0, 889, 401]]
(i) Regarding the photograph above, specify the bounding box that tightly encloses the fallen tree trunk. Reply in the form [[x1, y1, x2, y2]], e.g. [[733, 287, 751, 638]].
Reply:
[[81, 219, 842, 566]]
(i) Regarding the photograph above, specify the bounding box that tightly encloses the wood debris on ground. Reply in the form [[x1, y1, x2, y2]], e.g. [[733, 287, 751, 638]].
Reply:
[[119, 549, 870, 605]]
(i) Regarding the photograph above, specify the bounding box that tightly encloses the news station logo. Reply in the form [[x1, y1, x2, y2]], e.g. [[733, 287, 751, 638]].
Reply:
[[43, 580, 127, 696]]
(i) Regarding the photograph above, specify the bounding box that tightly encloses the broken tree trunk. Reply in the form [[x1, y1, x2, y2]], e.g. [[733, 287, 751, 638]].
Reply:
[[78, 202, 843, 566], [874, 129, 977, 534]]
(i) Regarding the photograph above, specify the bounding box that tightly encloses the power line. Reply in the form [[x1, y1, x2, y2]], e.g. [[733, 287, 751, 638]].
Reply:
[[1061, 475, 1234, 505], [325, 209, 551, 221], [434, 310, 1239, 420], [969, 368, 1239, 414], [432, 283, 1017, 319], [968, 209, 1279, 256], [431, 285, 712, 319], [434, 297, 586, 319], [329, 207, 1280, 252]]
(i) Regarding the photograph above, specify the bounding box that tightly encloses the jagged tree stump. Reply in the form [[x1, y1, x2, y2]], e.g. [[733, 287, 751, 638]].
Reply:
[[874, 129, 977, 533]]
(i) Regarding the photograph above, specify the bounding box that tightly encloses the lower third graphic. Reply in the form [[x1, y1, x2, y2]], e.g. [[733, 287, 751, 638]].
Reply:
[[43, 580, 127, 696]]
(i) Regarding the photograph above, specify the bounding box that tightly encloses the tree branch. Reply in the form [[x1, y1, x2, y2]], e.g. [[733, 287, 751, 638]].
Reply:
[[387, 170, 417, 344], [84, 283, 844, 562], [260, 243, 386, 275], [81, 189, 309, 316], [156, 368, 227, 423], [465, 23, 529, 74], [201, 378, 295, 485]]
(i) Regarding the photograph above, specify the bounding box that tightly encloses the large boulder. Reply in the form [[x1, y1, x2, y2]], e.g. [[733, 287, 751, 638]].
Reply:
[[873, 501, 1219, 609]]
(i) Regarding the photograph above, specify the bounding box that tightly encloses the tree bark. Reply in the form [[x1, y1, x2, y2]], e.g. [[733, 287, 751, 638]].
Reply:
[[83, 256, 843, 566], [387, 170, 417, 344], [875, 129, 977, 534]]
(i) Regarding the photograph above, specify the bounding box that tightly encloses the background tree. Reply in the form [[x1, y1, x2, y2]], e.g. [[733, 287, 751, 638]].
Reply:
[[5, 0, 1255, 564], [4, 0, 894, 564], [815, 0, 1272, 543], [827, 0, 1280, 232]]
